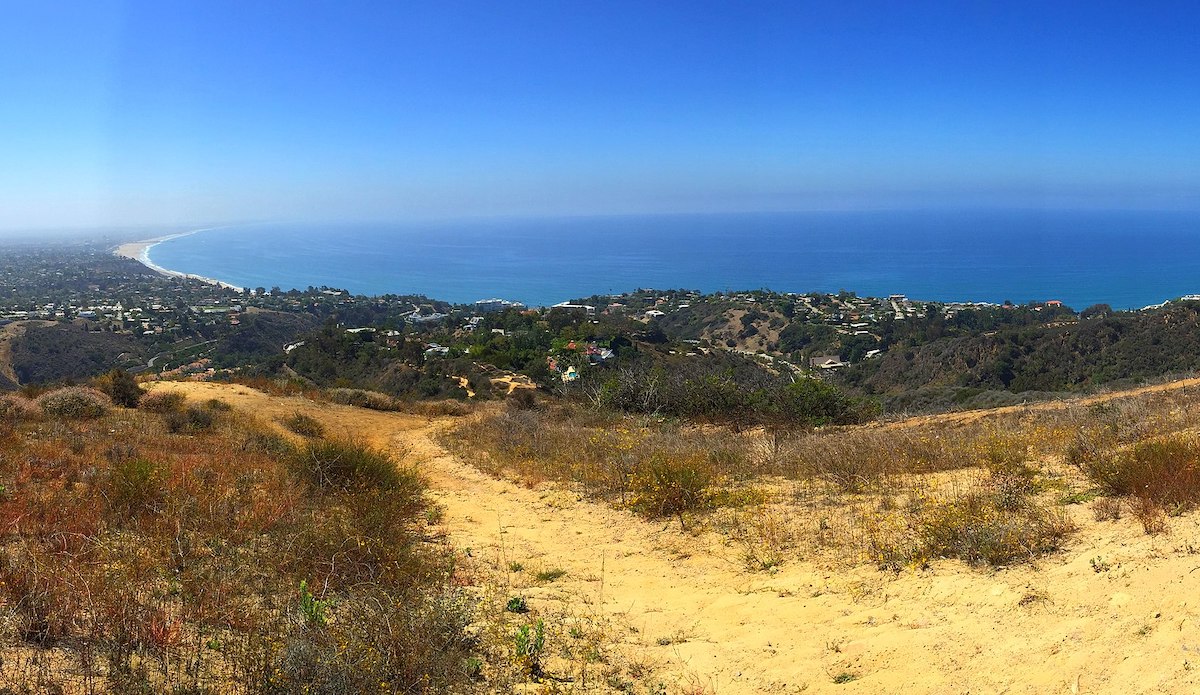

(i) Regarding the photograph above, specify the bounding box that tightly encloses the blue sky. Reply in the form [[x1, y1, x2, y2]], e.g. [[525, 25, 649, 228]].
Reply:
[[2, 1, 1199, 230]]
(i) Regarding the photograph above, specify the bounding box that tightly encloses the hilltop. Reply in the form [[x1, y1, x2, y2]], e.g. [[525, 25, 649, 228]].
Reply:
[[6, 374, 1200, 692]]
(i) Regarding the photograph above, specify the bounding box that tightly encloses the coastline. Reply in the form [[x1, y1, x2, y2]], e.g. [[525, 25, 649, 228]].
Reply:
[[114, 230, 245, 292]]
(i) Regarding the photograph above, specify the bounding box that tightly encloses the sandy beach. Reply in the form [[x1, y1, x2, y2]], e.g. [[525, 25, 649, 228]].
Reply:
[[114, 232, 245, 291]]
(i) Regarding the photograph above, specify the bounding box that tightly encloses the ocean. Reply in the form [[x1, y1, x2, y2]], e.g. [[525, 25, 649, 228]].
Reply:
[[146, 210, 1200, 309]]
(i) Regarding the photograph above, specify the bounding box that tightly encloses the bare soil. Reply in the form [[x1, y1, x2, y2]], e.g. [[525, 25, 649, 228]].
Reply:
[[152, 380, 1200, 694]]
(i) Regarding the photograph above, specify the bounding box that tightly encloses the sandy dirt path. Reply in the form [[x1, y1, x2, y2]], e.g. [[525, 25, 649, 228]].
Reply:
[[152, 381, 1200, 694]]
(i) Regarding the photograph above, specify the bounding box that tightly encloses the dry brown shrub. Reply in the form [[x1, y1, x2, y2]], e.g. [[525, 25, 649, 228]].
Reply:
[[1130, 496, 1169, 535], [0, 394, 41, 423], [776, 425, 976, 492], [868, 484, 1075, 569], [138, 389, 186, 413], [1091, 497, 1122, 521]]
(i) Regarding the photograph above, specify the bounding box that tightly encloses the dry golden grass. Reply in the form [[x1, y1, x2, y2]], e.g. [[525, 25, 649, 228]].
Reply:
[[0, 396, 477, 693], [450, 384, 1200, 571]]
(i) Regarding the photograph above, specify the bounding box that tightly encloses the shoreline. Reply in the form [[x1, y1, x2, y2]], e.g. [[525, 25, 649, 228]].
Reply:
[[114, 229, 245, 292]]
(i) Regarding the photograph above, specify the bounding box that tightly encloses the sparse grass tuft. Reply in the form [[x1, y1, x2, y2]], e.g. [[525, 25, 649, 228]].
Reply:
[[534, 568, 566, 582], [729, 506, 796, 571], [1091, 497, 1122, 521]]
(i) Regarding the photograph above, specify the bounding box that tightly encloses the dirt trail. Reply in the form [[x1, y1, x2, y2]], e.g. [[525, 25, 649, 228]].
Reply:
[[153, 381, 1200, 694]]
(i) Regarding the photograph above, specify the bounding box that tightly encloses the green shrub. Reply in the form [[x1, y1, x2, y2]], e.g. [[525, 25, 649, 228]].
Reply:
[[507, 387, 540, 411], [265, 586, 474, 694], [627, 453, 713, 527], [36, 387, 111, 419], [164, 405, 216, 433], [239, 427, 295, 457], [513, 619, 546, 679], [110, 458, 162, 516], [873, 488, 1075, 568], [92, 369, 145, 408], [139, 390, 186, 413], [282, 411, 325, 438], [294, 438, 415, 492]]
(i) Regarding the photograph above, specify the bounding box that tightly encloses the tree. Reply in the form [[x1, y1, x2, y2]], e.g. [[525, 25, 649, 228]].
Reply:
[[94, 368, 145, 407], [1081, 303, 1113, 320]]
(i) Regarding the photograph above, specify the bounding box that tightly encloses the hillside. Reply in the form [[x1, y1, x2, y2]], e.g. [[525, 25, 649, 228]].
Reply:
[[4, 378, 1197, 692], [843, 301, 1200, 407], [8, 320, 146, 384]]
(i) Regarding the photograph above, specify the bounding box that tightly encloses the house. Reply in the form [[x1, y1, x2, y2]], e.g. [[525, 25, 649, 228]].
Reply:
[[645, 309, 665, 318], [810, 355, 847, 370], [475, 298, 524, 313], [1045, 300, 1063, 308], [551, 302, 595, 316]]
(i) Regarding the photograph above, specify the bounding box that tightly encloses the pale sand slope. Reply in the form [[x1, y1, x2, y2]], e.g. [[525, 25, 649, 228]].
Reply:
[[152, 381, 1200, 694]]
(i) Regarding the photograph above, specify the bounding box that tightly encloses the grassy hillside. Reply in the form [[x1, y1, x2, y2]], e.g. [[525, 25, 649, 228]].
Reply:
[[0, 387, 474, 693]]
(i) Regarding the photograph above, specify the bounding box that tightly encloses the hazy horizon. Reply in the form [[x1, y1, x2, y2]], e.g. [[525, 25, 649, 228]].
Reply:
[[3, 2, 1200, 232]]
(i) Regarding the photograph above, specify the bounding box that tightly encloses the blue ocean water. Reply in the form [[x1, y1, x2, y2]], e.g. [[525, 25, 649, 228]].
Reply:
[[147, 210, 1200, 309]]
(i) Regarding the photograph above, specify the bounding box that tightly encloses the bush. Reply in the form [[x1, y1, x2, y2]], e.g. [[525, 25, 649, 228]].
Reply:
[[139, 390, 186, 413], [164, 405, 216, 434], [36, 387, 111, 419], [408, 399, 471, 417], [282, 411, 325, 438], [294, 438, 416, 492], [239, 427, 296, 457], [872, 487, 1075, 568], [264, 586, 474, 694], [627, 453, 713, 528], [507, 387, 540, 411], [1081, 434, 1200, 510], [327, 388, 398, 411], [109, 458, 162, 516], [92, 369, 145, 408], [0, 394, 41, 423]]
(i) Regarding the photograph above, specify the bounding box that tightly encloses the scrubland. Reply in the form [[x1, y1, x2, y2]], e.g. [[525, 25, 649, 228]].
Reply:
[[451, 383, 1200, 572], [0, 387, 475, 693], [8, 377, 1200, 692]]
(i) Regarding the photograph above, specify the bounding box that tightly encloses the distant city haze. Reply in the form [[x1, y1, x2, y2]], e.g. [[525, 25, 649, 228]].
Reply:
[[2, 2, 1200, 232]]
